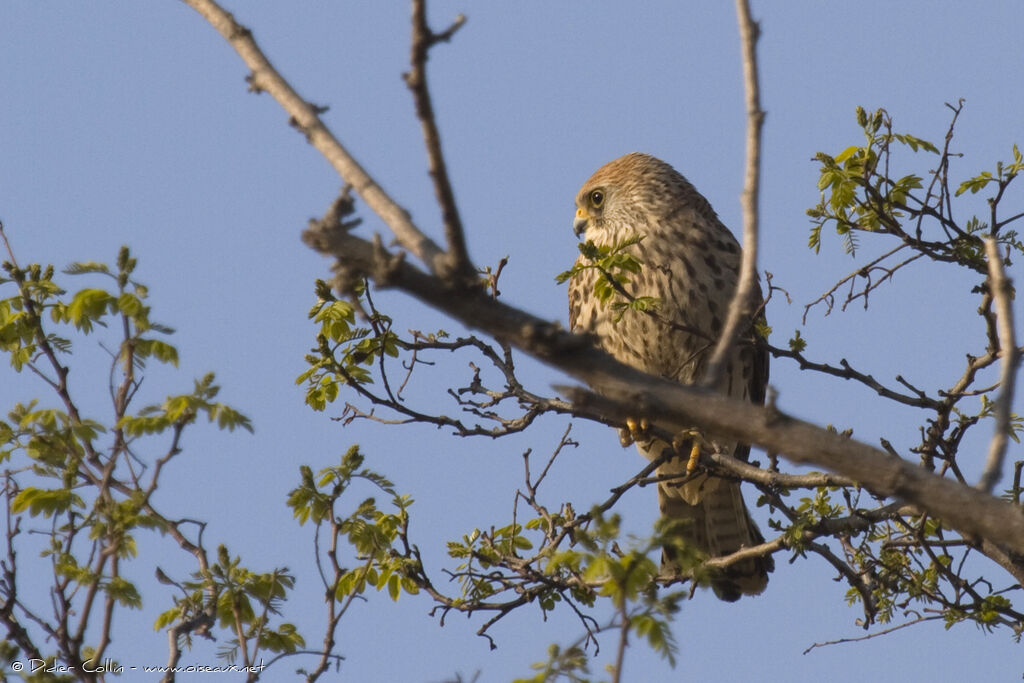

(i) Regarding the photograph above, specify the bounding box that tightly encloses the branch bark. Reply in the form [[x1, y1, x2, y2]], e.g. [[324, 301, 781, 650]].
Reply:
[[977, 237, 1020, 493], [702, 0, 764, 386]]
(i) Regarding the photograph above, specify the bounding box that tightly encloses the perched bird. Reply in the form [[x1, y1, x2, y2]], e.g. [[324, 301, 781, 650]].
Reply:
[[568, 152, 772, 601]]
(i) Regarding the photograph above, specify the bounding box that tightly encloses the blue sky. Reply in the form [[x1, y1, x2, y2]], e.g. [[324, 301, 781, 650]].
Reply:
[[1, 1, 1022, 680]]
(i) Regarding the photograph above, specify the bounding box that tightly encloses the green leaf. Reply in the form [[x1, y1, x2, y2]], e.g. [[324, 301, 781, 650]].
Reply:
[[956, 171, 995, 196], [808, 223, 823, 253], [64, 261, 111, 276], [258, 622, 305, 654], [153, 606, 182, 630], [107, 577, 143, 609], [788, 329, 807, 353], [11, 486, 84, 517], [116, 292, 147, 321], [133, 338, 179, 366], [314, 301, 356, 341], [387, 573, 401, 601], [834, 145, 861, 163], [119, 414, 171, 436], [631, 612, 678, 665], [66, 288, 116, 332], [209, 404, 254, 433]]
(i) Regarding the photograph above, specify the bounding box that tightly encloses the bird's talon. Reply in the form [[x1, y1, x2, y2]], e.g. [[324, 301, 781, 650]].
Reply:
[[672, 429, 704, 474], [624, 416, 650, 445], [686, 440, 701, 474]]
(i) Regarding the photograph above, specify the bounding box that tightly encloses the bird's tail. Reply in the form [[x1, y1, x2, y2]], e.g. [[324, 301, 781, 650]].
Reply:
[[658, 465, 773, 601]]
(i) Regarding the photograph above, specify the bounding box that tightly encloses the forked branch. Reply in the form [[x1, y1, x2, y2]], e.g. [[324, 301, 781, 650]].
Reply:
[[180, 0, 448, 275], [404, 0, 474, 283]]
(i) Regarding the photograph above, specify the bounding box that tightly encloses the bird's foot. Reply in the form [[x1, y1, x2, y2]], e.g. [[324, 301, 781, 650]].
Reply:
[[672, 429, 704, 474], [618, 416, 650, 447]]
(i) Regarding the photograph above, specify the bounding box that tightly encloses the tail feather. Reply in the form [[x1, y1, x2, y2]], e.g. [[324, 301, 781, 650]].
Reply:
[[658, 464, 772, 601]]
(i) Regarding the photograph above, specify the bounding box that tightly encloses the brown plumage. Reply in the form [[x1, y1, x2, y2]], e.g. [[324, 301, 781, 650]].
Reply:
[[568, 153, 772, 601]]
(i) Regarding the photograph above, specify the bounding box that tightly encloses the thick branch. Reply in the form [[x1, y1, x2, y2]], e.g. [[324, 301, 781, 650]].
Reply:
[[302, 223, 1024, 557]]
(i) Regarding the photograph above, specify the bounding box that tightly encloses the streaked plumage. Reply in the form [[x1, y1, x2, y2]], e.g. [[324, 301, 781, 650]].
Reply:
[[568, 153, 772, 601]]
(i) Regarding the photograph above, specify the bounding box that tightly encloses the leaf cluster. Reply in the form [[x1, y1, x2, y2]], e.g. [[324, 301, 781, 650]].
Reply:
[[287, 444, 420, 603], [295, 276, 573, 438], [807, 105, 1023, 272], [155, 545, 304, 663], [556, 236, 660, 321], [297, 280, 399, 411]]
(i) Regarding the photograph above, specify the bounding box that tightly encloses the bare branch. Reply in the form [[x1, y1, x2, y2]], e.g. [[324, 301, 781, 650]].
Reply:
[[802, 615, 942, 655], [563, 382, 1024, 557], [703, 0, 764, 386], [705, 450, 856, 489], [1, 476, 47, 663], [404, 1, 473, 283], [703, 536, 786, 570], [176, 1, 1024, 651], [768, 344, 942, 410], [180, 0, 448, 274], [802, 244, 925, 322], [977, 237, 1020, 493]]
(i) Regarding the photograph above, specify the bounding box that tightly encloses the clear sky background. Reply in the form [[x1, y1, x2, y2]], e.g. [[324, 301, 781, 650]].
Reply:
[[1, 1, 1022, 681]]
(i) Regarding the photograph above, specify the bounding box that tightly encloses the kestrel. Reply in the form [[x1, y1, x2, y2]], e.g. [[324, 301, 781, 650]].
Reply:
[[568, 153, 772, 601]]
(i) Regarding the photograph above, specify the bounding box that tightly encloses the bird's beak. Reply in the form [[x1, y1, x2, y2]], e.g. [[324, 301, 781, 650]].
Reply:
[[573, 207, 589, 238]]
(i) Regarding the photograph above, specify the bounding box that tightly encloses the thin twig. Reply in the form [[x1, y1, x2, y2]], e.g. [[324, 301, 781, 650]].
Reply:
[[803, 615, 942, 654], [802, 245, 925, 322], [977, 237, 1020, 493], [705, 451, 856, 488], [1014, 461, 1024, 505], [768, 343, 941, 410], [1, 475, 47, 663]]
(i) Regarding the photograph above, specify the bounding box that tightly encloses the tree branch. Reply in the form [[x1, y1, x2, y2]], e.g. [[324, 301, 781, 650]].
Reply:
[[802, 615, 941, 655], [768, 343, 941, 410], [1, 477, 47, 663], [703, 0, 764, 386], [180, 0, 448, 275], [976, 237, 1020, 493], [184, 0, 1024, 645], [302, 221, 1024, 558], [404, 1, 473, 283]]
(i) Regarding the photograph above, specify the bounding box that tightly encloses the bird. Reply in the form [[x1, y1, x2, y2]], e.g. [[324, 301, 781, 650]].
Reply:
[[567, 152, 773, 601]]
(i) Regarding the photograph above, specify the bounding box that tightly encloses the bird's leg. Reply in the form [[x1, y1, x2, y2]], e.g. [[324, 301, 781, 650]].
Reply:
[[672, 429, 704, 473], [618, 417, 650, 447]]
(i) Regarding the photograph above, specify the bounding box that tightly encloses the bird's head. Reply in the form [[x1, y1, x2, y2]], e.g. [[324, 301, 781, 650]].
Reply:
[[573, 152, 670, 242]]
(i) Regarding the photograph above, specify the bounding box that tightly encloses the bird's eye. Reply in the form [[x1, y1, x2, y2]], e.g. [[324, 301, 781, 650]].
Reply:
[[590, 190, 604, 208]]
